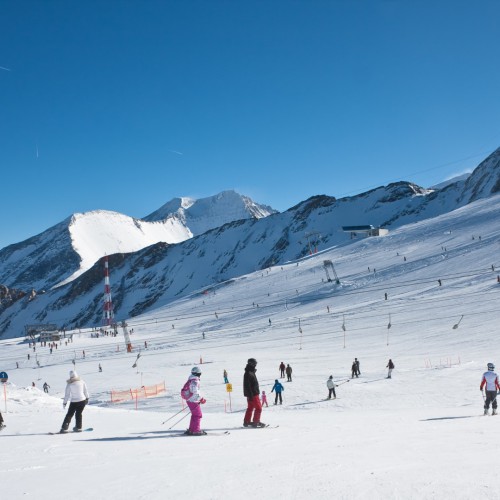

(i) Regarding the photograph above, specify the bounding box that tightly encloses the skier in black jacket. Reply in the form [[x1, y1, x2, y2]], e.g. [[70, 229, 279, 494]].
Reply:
[[243, 358, 266, 427]]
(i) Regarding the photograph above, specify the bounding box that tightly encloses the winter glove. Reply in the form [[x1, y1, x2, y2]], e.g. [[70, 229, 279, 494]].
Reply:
[[199, 398, 206, 404], [85, 398, 89, 405]]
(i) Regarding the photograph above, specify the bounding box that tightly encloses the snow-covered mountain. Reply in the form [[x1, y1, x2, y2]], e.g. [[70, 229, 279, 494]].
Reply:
[[0, 210, 192, 292], [143, 189, 278, 235], [0, 191, 276, 292], [0, 147, 499, 338], [431, 172, 471, 190]]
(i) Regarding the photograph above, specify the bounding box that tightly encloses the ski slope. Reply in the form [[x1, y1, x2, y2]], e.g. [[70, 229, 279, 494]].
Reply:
[[1, 195, 500, 500]]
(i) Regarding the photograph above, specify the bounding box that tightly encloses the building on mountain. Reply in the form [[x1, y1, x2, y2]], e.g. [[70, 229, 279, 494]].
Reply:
[[342, 225, 389, 239]]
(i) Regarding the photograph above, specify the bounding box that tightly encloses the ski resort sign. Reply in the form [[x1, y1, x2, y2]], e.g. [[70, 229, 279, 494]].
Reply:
[[0, 372, 7, 383]]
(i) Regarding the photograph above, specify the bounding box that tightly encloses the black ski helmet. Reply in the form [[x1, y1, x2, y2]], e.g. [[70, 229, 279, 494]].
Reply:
[[488, 362, 495, 371], [247, 358, 257, 367]]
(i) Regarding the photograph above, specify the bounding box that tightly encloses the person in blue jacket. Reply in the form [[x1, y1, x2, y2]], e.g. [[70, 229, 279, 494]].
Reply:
[[271, 379, 284, 405]]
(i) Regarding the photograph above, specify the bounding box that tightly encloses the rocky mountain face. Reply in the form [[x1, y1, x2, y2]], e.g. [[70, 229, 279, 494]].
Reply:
[[0, 147, 499, 339]]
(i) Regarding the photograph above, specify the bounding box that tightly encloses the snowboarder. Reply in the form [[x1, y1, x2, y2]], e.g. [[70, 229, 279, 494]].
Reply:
[[285, 364, 293, 382], [326, 375, 337, 399], [0, 411, 5, 430], [181, 366, 207, 435], [243, 358, 265, 427], [261, 390, 268, 407], [60, 370, 89, 433], [355, 358, 361, 376], [351, 361, 358, 379], [43, 382, 50, 393], [271, 379, 284, 405], [480, 363, 500, 415], [279, 362, 285, 378], [386, 359, 395, 379], [223, 369, 229, 384]]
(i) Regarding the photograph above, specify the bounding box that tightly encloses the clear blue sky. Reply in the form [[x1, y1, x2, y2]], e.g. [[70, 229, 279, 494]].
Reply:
[[1, 1, 500, 248]]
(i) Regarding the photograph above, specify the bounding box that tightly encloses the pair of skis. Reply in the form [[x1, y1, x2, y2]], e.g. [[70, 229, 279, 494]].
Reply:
[[48, 428, 93, 435]]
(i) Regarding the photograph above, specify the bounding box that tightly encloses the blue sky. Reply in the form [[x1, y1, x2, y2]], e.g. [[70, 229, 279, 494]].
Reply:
[[1, 1, 500, 248]]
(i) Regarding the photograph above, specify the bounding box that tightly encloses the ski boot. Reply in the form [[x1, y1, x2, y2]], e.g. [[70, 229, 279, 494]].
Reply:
[[243, 421, 251, 427], [493, 409, 498, 416], [73, 427, 82, 432], [484, 409, 489, 416], [251, 422, 267, 428]]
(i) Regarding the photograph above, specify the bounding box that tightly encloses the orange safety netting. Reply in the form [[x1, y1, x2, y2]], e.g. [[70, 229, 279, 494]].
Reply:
[[111, 381, 166, 403]]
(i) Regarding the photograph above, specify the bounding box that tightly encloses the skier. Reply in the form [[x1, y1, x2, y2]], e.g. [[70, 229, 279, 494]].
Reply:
[[386, 359, 395, 379], [0, 410, 5, 430], [60, 371, 89, 433], [43, 382, 50, 393], [285, 364, 293, 382], [243, 358, 265, 427], [355, 358, 361, 376], [480, 363, 500, 415], [326, 375, 337, 399], [98, 363, 102, 373], [271, 379, 284, 405], [351, 361, 358, 379], [223, 369, 229, 384], [279, 362, 286, 378], [261, 390, 268, 407], [182, 366, 207, 435]]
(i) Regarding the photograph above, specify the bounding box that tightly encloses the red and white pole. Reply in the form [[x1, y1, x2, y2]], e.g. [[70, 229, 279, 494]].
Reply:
[[103, 256, 114, 326]]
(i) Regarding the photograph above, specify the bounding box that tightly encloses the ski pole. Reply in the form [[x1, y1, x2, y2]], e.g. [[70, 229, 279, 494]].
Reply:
[[336, 379, 350, 386], [168, 409, 191, 430], [161, 406, 188, 425]]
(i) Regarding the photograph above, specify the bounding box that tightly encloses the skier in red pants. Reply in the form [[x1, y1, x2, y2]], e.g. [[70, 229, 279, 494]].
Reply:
[[243, 358, 266, 427]]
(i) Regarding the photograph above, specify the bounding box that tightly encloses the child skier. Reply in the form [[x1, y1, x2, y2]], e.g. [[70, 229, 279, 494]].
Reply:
[[480, 362, 500, 415], [271, 379, 284, 405], [181, 366, 207, 435], [261, 390, 268, 407]]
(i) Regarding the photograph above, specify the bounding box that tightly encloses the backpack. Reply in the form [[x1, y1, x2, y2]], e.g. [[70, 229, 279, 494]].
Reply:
[[181, 379, 192, 400]]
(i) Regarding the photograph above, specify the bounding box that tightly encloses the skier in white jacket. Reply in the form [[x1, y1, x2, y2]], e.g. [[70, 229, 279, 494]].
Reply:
[[480, 363, 500, 415], [60, 370, 89, 433], [326, 375, 337, 399]]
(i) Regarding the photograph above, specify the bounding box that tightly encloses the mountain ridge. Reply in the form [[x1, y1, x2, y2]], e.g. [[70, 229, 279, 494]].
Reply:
[[1, 147, 500, 338]]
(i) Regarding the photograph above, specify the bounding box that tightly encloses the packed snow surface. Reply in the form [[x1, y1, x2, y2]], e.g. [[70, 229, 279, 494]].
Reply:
[[2, 195, 500, 499]]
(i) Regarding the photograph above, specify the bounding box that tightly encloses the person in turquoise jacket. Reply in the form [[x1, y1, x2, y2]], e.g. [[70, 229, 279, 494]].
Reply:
[[271, 379, 284, 405]]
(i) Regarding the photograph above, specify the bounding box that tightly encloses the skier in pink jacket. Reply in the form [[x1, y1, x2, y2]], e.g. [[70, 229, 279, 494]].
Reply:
[[182, 367, 207, 435]]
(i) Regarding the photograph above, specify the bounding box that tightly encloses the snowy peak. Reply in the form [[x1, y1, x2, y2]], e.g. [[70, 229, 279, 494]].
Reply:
[[0, 210, 191, 291], [143, 190, 278, 235]]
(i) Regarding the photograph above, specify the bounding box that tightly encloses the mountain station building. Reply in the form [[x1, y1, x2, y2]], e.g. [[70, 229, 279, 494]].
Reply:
[[342, 225, 389, 239]]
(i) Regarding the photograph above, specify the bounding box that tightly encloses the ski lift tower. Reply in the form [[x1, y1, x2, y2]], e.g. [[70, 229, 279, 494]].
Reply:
[[304, 231, 321, 255], [323, 260, 340, 284], [102, 255, 114, 326]]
